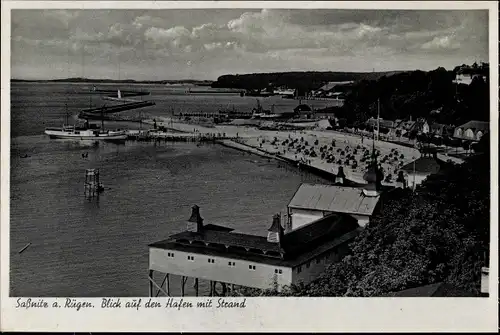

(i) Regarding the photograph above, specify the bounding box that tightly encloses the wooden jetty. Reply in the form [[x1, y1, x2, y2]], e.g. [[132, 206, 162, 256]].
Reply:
[[126, 131, 236, 143], [79, 100, 156, 120]]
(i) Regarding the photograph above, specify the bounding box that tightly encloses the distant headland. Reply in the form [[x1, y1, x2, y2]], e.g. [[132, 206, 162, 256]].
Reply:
[[10, 78, 214, 86]]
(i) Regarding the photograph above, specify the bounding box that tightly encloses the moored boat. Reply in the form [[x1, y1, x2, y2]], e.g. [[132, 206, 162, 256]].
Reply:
[[44, 109, 127, 141], [44, 126, 127, 141]]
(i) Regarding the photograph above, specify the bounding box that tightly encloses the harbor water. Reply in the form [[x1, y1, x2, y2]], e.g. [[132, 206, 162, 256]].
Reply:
[[10, 82, 331, 297]]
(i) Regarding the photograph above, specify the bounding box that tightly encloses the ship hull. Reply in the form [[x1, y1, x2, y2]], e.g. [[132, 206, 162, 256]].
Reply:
[[44, 129, 127, 141]]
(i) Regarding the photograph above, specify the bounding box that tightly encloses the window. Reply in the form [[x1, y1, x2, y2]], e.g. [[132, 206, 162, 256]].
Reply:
[[167, 252, 175, 258], [297, 266, 302, 273], [228, 261, 236, 267], [248, 265, 256, 270], [208, 258, 215, 264], [306, 261, 311, 269], [274, 269, 283, 274], [187, 255, 194, 261], [316, 258, 320, 264]]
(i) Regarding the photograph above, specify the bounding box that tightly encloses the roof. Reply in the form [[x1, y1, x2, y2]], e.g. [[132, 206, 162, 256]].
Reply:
[[366, 118, 394, 128], [386, 282, 475, 297], [283, 213, 359, 256], [288, 183, 380, 216], [318, 81, 353, 91], [149, 214, 361, 267], [294, 104, 312, 112], [398, 120, 416, 130], [400, 157, 441, 174], [167, 229, 283, 254], [457, 120, 489, 132], [379, 120, 395, 128], [149, 227, 361, 268]]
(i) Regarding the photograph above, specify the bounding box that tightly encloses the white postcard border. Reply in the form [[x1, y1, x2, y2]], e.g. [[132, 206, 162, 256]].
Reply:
[[1, 1, 498, 332]]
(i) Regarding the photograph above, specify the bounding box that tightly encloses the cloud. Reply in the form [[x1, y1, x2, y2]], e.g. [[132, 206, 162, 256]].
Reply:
[[10, 9, 489, 80], [421, 35, 461, 50]]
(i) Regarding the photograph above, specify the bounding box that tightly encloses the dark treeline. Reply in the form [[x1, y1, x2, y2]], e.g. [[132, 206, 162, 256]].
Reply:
[[336, 65, 490, 127], [211, 71, 402, 93]]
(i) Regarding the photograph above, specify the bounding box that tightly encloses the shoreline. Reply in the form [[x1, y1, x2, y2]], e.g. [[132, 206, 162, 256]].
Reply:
[[139, 116, 464, 183]]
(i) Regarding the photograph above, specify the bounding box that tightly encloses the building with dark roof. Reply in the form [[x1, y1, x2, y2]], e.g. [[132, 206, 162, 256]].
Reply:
[[148, 144, 386, 296], [149, 205, 362, 295], [287, 145, 383, 229], [399, 153, 441, 190], [454, 120, 489, 141]]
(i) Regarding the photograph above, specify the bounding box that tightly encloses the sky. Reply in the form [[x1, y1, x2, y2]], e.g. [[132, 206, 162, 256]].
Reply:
[[10, 8, 489, 81]]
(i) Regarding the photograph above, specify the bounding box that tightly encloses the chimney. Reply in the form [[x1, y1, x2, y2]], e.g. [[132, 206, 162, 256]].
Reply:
[[187, 205, 204, 233], [267, 214, 283, 243], [336, 166, 346, 185]]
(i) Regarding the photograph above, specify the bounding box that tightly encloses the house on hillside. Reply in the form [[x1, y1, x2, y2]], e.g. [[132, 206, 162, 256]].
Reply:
[[414, 118, 430, 134], [287, 148, 384, 229], [365, 118, 394, 131], [454, 120, 489, 141], [399, 152, 441, 190], [394, 119, 416, 137], [312, 81, 354, 97], [453, 73, 488, 85], [430, 123, 446, 136]]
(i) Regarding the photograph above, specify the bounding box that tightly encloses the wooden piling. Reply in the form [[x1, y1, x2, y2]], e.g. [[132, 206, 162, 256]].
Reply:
[[157, 274, 168, 297], [194, 278, 199, 297], [181, 276, 187, 297], [148, 270, 154, 297]]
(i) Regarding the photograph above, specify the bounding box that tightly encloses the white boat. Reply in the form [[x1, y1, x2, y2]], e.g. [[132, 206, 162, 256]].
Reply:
[[45, 110, 127, 141], [44, 126, 127, 141]]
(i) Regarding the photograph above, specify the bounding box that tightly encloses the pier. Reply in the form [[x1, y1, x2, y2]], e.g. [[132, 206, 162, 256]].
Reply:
[[126, 131, 237, 143], [78, 100, 156, 120]]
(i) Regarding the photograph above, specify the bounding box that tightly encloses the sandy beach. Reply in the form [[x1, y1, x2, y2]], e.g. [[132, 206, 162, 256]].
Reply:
[[144, 117, 427, 185]]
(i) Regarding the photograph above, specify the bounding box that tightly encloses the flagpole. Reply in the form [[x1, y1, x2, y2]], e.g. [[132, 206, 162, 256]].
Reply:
[[377, 98, 380, 141]]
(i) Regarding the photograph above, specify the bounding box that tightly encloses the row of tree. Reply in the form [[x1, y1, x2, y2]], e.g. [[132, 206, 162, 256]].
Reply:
[[337, 66, 489, 127], [211, 71, 400, 94]]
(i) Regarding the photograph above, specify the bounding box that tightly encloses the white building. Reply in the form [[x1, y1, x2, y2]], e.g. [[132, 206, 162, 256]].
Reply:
[[287, 149, 384, 229], [454, 120, 489, 142], [149, 206, 361, 296], [399, 153, 441, 190], [287, 183, 380, 229]]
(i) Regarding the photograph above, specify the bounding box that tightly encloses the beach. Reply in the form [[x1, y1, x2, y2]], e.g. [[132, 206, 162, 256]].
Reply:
[[147, 117, 422, 185]]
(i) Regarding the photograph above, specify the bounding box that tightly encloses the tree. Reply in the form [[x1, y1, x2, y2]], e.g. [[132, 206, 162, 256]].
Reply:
[[254, 151, 490, 297]]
